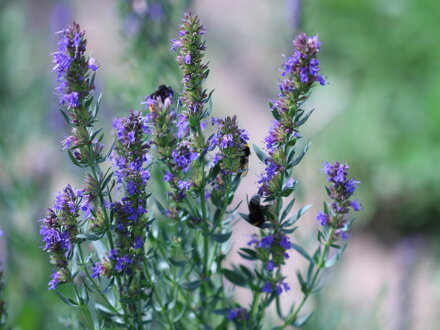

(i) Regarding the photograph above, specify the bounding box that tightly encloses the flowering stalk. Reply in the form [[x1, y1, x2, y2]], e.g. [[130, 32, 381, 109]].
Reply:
[[92, 111, 152, 320], [46, 23, 139, 327], [230, 33, 326, 327], [171, 12, 215, 316], [40, 185, 82, 290], [53, 22, 102, 165], [282, 162, 361, 327], [171, 11, 209, 134]]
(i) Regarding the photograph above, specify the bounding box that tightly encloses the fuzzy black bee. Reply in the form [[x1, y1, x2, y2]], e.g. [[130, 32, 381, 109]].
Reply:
[[239, 141, 250, 177], [246, 194, 269, 227], [149, 85, 173, 102], [147, 85, 174, 112]]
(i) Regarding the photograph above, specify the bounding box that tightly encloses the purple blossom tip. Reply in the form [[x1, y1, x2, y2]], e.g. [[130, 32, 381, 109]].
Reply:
[[350, 199, 362, 212], [88, 57, 99, 71]]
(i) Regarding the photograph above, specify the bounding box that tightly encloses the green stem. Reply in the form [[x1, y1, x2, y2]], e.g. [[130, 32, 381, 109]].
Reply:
[[282, 226, 336, 328], [86, 145, 130, 324], [249, 290, 261, 321], [77, 245, 122, 317]]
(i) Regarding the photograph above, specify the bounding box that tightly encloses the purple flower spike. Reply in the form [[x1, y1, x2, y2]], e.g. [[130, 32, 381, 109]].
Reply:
[[317, 161, 362, 240]]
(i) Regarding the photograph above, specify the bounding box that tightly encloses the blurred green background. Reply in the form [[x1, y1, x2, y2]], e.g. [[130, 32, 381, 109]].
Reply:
[[0, 0, 439, 329]]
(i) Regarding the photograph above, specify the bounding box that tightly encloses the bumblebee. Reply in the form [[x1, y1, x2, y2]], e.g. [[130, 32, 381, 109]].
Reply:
[[148, 85, 174, 111], [246, 194, 269, 227], [239, 141, 250, 177]]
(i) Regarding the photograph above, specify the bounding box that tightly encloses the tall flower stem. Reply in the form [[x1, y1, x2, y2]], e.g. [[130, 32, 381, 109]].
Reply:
[[77, 245, 122, 317], [282, 226, 336, 328]]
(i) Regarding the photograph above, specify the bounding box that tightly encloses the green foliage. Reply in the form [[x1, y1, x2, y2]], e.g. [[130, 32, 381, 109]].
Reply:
[[304, 0, 440, 235]]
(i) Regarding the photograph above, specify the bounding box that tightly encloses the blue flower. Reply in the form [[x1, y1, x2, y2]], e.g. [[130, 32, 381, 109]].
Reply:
[[227, 307, 249, 321], [48, 271, 60, 290], [266, 261, 275, 271], [60, 92, 80, 108], [227, 309, 239, 320], [172, 141, 197, 171], [345, 179, 360, 195], [258, 235, 274, 249], [164, 171, 173, 182], [134, 236, 143, 249], [262, 282, 273, 294], [279, 234, 291, 249], [350, 199, 362, 211], [316, 212, 330, 226], [88, 57, 99, 71], [177, 180, 192, 191]]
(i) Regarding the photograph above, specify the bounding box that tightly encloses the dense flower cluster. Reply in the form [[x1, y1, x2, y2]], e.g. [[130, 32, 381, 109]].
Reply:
[[209, 116, 249, 174], [248, 233, 292, 272], [280, 33, 325, 86], [258, 33, 325, 197], [247, 233, 292, 295], [52, 23, 103, 164], [39, 185, 82, 289], [171, 140, 198, 172], [171, 11, 209, 130], [52, 22, 98, 110], [93, 111, 151, 277], [316, 162, 361, 239]]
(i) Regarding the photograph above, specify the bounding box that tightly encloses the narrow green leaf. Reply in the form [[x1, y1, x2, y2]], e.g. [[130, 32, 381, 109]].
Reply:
[[238, 248, 258, 261], [291, 311, 314, 327], [283, 204, 312, 227], [281, 198, 296, 221], [281, 226, 298, 234], [296, 109, 315, 127], [239, 212, 250, 222], [325, 245, 347, 268], [239, 265, 254, 280], [90, 128, 103, 141], [290, 142, 311, 167], [172, 304, 187, 322], [291, 243, 313, 263], [59, 109, 71, 124], [67, 149, 84, 168], [76, 232, 105, 241], [225, 200, 243, 214], [222, 268, 247, 287], [252, 143, 268, 163], [100, 138, 116, 162], [211, 232, 232, 243], [272, 108, 282, 121], [306, 262, 315, 288], [55, 290, 79, 307]]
